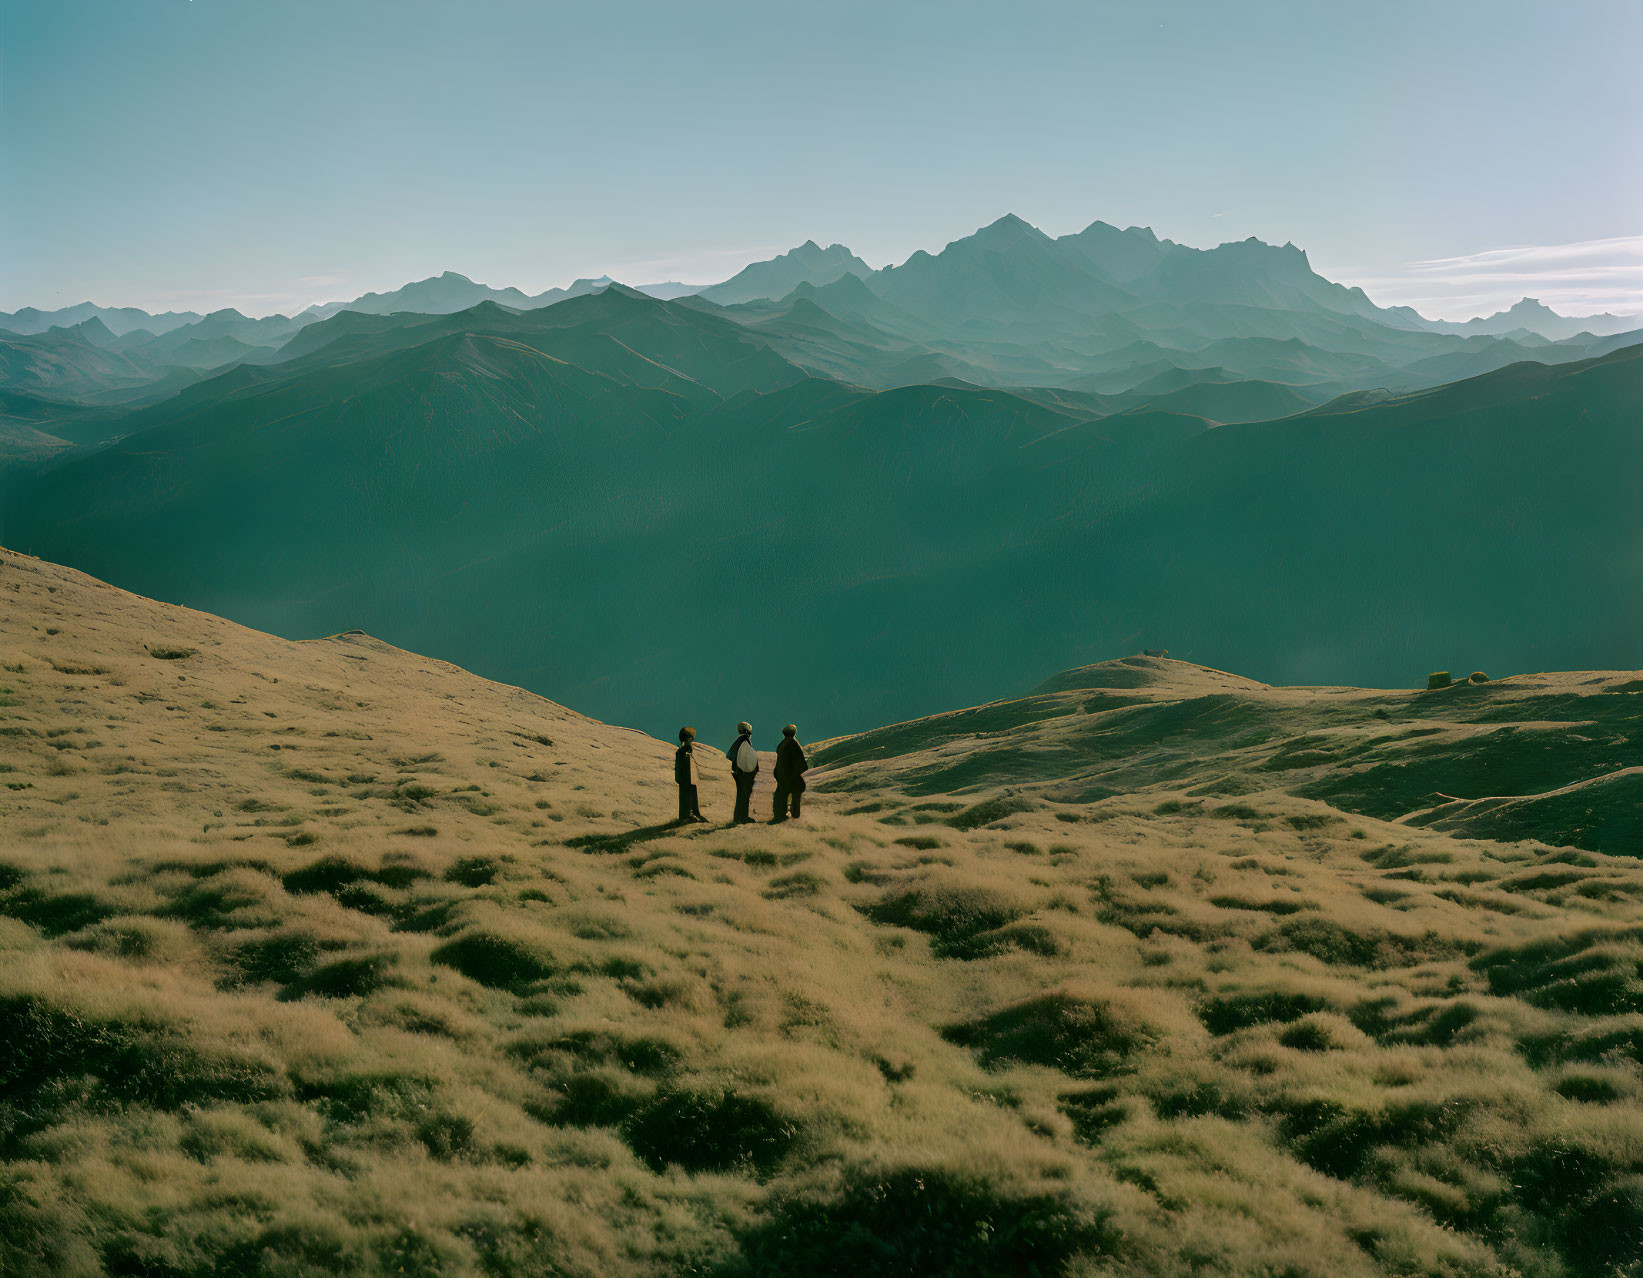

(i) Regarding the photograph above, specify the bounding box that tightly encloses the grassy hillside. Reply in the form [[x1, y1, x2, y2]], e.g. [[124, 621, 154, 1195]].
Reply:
[[2, 548, 1640, 1276]]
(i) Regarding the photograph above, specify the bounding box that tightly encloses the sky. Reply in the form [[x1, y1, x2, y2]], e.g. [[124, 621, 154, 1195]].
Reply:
[[3, 0, 1640, 320]]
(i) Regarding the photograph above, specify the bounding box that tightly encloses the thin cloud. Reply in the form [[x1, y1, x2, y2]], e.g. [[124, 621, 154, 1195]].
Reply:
[[1409, 235, 1643, 272], [1333, 235, 1643, 321]]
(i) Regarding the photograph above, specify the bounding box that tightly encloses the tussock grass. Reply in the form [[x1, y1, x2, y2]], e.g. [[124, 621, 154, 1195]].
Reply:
[[3, 551, 1641, 1276]]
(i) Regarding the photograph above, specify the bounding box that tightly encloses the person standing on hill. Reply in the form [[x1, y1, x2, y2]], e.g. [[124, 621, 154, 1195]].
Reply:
[[675, 727, 706, 823], [771, 724, 808, 823], [728, 721, 758, 824]]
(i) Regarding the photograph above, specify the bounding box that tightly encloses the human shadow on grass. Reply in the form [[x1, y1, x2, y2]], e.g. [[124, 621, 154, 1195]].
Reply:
[[566, 820, 725, 857]]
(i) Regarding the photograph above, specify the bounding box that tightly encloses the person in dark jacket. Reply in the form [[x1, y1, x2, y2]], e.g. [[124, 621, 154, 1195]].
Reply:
[[675, 727, 706, 823], [771, 724, 808, 822], [727, 721, 757, 824]]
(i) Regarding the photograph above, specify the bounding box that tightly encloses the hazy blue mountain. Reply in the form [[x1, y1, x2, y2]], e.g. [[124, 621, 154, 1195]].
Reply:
[[1436, 296, 1643, 340], [301, 272, 628, 321], [300, 271, 539, 320], [1056, 219, 1177, 282], [1140, 236, 1401, 325], [698, 241, 874, 306], [0, 302, 204, 337], [868, 213, 1137, 332], [0, 326, 173, 399], [115, 308, 310, 369], [55, 316, 122, 348], [6, 280, 1637, 738], [723, 287, 987, 388]]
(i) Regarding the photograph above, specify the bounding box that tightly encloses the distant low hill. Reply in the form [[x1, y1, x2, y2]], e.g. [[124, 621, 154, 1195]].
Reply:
[[5, 284, 1639, 739]]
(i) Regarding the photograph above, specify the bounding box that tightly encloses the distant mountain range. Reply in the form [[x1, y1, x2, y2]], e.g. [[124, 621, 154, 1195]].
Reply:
[[697, 241, 873, 306], [4, 277, 1638, 737], [6, 217, 1634, 343], [21, 212, 1627, 421], [1435, 296, 1643, 340], [4, 214, 1639, 733]]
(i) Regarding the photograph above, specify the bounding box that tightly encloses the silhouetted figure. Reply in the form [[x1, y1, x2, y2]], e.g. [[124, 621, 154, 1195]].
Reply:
[[771, 724, 808, 822], [727, 721, 758, 824], [675, 727, 706, 823]]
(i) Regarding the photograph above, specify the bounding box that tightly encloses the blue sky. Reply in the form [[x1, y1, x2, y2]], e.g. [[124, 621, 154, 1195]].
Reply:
[[4, 0, 1639, 319]]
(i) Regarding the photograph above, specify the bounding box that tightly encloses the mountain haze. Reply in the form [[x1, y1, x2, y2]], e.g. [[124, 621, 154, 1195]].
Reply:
[[6, 282, 1639, 739]]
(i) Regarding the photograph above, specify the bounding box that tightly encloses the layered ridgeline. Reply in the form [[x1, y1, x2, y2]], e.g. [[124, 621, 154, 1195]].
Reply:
[[5, 215, 1640, 421], [4, 280, 1641, 739], [1, 550, 1639, 1276]]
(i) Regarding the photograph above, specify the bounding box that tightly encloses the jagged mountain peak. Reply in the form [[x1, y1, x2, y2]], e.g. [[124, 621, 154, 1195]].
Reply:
[[967, 212, 1051, 248]]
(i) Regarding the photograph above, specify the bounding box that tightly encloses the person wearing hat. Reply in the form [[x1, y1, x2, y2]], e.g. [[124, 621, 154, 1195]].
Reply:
[[771, 724, 808, 823], [674, 727, 707, 823], [727, 721, 758, 825]]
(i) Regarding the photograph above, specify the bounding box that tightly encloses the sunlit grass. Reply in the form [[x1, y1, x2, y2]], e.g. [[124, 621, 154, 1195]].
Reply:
[[1, 548, 1640, 1276]]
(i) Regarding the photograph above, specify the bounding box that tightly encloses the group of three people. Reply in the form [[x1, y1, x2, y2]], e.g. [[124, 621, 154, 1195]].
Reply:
[[675, 722, 808, 825]]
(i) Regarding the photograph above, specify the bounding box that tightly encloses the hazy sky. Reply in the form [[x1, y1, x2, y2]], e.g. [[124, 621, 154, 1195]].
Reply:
[[4, 0, 1639, 319]]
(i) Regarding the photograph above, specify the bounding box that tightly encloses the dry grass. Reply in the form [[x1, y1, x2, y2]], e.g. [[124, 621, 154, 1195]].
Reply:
[[1, 547, 1640, 1276]]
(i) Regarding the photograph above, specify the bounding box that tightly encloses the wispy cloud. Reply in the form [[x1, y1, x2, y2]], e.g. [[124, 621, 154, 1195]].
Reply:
[[1332, 235, 1643, 322]]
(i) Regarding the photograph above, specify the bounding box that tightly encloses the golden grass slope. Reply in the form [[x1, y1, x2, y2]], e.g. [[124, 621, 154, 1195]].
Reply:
[[1, 546, 1640, 1277]]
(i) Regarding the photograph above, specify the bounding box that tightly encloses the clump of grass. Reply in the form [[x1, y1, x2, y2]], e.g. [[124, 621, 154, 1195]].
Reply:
[[413, 1110, 475, 1160], [1145, 1072, 1249, 1120], [1277, 1019, 1335, 1051], [281, 855, 427, 895], [764, 871, 827, 900], [862, 879, 1027, 959], [0, 880, 117, 937], [223, 929, 323, 987], [946, 795, 1033, 831], [1472, 928, 1643, 1015], [943, 992, 1154, 1078], [146, 646, 196, 660], [1286, 812, 1342, 831], [1554, 1073, 1623, 1103], [892, 835, 945, 851], [1059, 1085, 1126, 1143], [1361, 843, 1454, 868], [0, 994, 284, 1145], [622, 1085, 796, 1175], [280, 952, 399, 1001], [1256, 918, 1468, 969], [713, 847, 780, 868], [1199, 991, 1333, 1036], [64, 915, 193, 963], [510, 1028, 683, 1078], [431, 932, 556, 992], [47, 659, 108, 676], [726, 1168, 1116, 1277], [444, 856, 499, 887], [1208, 894, 1314, 915]]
